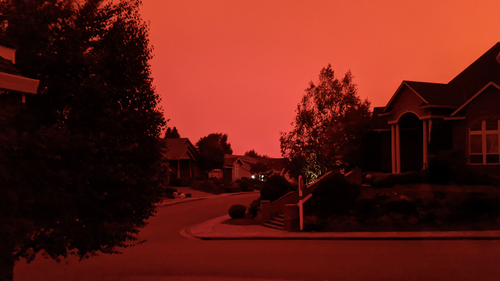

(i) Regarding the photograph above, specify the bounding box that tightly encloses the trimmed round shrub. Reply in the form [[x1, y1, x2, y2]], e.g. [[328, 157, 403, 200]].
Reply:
[[248, 199, 260, 218], [228, 204, 247, 219]]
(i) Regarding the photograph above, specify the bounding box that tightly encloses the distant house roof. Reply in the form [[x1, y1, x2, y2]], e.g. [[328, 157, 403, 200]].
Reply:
[[165, 138, 198, 161], [382, 42, 500, 117], [0, 34, 39, 96], [223, 154, 287, 174], [0, 56, 21, 75]]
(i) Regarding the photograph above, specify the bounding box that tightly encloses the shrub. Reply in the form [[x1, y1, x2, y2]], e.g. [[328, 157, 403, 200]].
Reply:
[[164, 187, 177, 199], [228, 204, 247, 219], [192, 180, 224, 195], [451, 166, 491, 185], [211, 178, 223, 187], [381, 197, 418, 216], [248, 199, 260, 218], [169, 178, 183, 187], [306, 173, 361, 216], [222, 185, 240, 193], [260, 174, 293, 202], [371, 171, 424, 188], [239, 180, 253, 192], [428, 156, 451, 184]]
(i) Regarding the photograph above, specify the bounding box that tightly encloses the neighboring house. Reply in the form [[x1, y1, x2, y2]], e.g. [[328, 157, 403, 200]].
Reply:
[[372, 42, 500, 175], [222, 155, 257, 182], [0, 35, 39, 102], [164, 138, 198, 186], [220, 155, 289, 182]]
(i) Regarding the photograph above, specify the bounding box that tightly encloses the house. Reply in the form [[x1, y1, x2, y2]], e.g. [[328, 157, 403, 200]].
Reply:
[[0, 34, 39, 101], [222, 155, 257, 182], [219, 155, 289, 182], [164, 138, 198, 186], [372, 42, 500, 175]]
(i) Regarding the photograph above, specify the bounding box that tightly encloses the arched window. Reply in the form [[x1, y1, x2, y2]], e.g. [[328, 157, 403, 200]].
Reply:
[[469, 118, 500, 164]]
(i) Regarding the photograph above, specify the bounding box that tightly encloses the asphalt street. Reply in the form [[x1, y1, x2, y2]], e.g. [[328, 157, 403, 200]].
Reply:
[[14, 192, 500, 281]]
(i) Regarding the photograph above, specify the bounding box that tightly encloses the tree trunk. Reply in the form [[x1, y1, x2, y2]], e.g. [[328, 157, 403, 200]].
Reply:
[[0, 236, 15, 281], [0, 252, 14, 281]]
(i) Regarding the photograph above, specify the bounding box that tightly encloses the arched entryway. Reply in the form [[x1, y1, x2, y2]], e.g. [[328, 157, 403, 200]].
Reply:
[[398, 113, 423, 172]]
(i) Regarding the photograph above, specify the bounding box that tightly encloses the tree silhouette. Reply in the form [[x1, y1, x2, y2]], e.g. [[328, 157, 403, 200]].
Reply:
[[280, 64, 370, 183], [0, 1, 166, 279]]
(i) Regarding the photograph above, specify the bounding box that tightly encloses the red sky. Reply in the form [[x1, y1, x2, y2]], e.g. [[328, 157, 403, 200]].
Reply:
[[140, 0, 500, 158]]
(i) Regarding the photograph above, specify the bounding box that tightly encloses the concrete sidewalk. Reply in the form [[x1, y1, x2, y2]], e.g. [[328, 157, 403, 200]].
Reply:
[[183, 215, 500, 240], [164, 187, 500, 241]]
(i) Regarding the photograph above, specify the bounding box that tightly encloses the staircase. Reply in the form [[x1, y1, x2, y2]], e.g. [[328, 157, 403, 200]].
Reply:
[[263, 213, 284, 230]]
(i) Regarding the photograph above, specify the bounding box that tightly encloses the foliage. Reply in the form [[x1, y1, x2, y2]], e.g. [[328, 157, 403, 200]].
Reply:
[[0, 0, 165, 278], [238, 180, 253, 192], [305, 173, 361, 217], [228, 204, 247, 219], [370, 171, 425, 188], [191, 180, 224, 195], [428, 151, 492, 185], [164, 127, 180, 138], [280, 65, 371, 183], [244, 149, 260, 157], [196, 133, 232, 175], [245, 149, 270, 159], [259, 174, 294, 202], [250, 162, 272, 180], [248, 199, 260, 218]]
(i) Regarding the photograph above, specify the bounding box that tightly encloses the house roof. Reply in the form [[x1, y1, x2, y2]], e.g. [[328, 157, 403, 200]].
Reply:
[[448, 42, 500, 101], [0, 56, 21, 75], [383, 42, 500, 115], [165, 138, 198, 161]]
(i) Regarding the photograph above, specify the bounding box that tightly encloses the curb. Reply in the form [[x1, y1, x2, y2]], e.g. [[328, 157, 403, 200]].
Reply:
[[185, 216, 500, 241], [158, 190, 259, 208]]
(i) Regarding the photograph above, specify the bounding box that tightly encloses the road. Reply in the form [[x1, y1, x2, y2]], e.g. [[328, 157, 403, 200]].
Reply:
[[14, 192, 500, 281]]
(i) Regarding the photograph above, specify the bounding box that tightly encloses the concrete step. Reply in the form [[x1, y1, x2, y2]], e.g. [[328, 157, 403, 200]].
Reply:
[[263, 214, 285, 230]]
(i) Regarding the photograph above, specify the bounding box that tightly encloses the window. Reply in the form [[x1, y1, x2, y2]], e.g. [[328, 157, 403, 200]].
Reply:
[[469, 119, 500, 164]]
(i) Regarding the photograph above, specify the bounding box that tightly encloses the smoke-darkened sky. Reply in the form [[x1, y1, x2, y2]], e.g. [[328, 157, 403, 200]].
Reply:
[[141, 0, 500, 157]]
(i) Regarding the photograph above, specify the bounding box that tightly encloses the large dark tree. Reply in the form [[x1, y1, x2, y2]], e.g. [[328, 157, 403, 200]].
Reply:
[[196, 133, 232, 175], [164, 127, 180, 138], [280, 65, 370, 183], [0, 1, 166, 280]]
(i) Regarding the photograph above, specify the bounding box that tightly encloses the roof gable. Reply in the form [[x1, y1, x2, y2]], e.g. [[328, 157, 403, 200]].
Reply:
[[383, 81, 428, 112], [165, 138, 198, 161], [451, 82, 500, 116], [448, 42, 500, 101]]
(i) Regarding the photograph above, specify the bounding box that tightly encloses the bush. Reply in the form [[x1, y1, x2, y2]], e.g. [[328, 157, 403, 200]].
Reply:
[[381, 197, 418, 216], [239, 180, 253, 192], [451, 166, 491, 185], [222, 185, 240, 193], [164, 187, 177, 199], [371, 171, 424, 188], [260, 174, 294, 202], [306, 173, 361, 216], [169, 178, 183, 187], [228, 204, 247, 219], [191, 180, 225, 195], [248, 199, 260, 218]]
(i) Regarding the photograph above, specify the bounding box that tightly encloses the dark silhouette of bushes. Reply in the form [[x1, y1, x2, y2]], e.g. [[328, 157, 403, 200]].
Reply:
[[260, 174, 294, 202], [306, 173, 361, 216], [228, 204, 247, 219]]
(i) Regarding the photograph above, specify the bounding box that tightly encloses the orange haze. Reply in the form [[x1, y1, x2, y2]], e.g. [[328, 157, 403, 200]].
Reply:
[[140, 0, 500, 158]]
